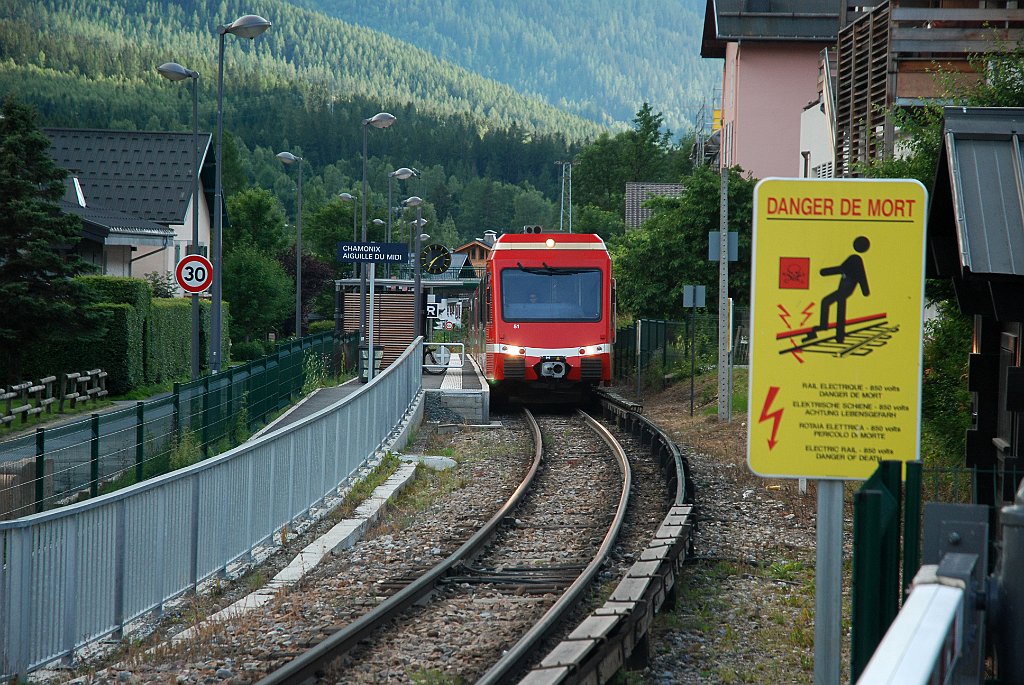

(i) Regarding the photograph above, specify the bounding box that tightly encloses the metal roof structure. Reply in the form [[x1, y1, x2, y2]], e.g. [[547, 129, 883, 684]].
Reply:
[[701, 0, 841, 57], [928, 107, 1024, 320], [45, 128, 212, 227]]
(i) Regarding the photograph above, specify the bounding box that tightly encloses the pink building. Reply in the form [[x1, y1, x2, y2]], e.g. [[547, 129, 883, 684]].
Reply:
[[701, 0, 839, 179]]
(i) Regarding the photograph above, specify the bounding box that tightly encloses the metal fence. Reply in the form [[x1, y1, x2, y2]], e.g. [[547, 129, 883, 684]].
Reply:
[[851, 461, 1024, 683], [0, 339, 422, 679], [0, 333, 349, 520], [613, 311, 750, 384]]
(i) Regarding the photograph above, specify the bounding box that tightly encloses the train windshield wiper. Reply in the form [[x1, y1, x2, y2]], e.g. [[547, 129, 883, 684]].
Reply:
[[515, 264, 588, 276]]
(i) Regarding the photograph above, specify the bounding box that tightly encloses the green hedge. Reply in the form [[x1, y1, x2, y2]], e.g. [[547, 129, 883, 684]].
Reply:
[[16, 276, 233, 393], [88, 302, 144, 393], [147, 298, 192, 383]]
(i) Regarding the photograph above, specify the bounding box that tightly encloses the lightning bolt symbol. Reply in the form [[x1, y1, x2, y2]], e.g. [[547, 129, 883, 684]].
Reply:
[[787, 340, 805, 363], [800, 302, 815, 326], [759, 386, 784, 450], [777, 304, 792, 330]]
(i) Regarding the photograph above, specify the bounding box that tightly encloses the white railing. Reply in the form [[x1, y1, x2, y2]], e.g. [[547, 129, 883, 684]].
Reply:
[[856, 566, 965, 684], [0, 341, 422, 679]]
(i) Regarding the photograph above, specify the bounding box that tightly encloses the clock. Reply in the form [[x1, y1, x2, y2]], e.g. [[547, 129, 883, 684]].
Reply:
[[421, 244, 452, 275]]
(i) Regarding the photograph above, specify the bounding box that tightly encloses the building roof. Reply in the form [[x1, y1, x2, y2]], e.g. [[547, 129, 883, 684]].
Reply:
[[45, 128, 212, 227], [60, 199, 175, 247], [702, 0, 841, 58], [625, 182, 684, 229], [928, 107, 1024, 319]]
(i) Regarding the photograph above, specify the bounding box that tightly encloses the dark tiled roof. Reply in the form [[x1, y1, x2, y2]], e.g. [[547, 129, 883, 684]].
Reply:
[[59, 199, 176, 247], [702, 0, 840, 57], [929, 107, 1024, 319], [45, 128, 212, 226]]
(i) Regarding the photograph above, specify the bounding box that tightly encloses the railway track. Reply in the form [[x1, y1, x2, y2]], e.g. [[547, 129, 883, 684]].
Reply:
[[257, 409, 629, 684], [79, 395, 692, 684]]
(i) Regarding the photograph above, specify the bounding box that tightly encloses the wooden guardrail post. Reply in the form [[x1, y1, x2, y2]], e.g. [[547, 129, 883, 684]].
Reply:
[[60, 372, 81, 411]]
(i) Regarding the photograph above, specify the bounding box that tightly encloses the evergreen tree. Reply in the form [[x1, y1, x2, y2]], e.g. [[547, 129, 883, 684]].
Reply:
[[0, 96, 100, 382]]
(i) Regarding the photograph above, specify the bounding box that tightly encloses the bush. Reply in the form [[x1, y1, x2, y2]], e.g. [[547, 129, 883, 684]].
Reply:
[[147, 298, 192, 383], [308, 319, 335, 334], [232, 340, 270, 361]]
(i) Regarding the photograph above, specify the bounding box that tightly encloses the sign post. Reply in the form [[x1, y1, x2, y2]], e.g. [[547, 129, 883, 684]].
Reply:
[[748, 178, 927, 684], [336, 242, 408, 382]]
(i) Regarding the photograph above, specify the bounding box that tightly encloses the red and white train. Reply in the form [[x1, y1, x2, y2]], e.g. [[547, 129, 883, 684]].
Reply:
[[479, 230, 615, 403]]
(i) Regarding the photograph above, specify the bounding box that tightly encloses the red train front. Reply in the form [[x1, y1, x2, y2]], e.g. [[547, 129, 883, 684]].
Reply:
[[482, 231, 614, 403]]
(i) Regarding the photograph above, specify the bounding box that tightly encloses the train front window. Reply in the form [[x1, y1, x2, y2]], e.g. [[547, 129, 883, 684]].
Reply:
[[500, 267, 602, 322]]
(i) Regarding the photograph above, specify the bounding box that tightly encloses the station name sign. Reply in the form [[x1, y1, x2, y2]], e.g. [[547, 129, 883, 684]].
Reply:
[[336, 241, 408, 263]]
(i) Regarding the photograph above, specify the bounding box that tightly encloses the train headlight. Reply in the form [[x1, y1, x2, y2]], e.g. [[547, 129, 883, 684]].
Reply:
[[545, 238, 555, 248], [579, 345, 604, 356]]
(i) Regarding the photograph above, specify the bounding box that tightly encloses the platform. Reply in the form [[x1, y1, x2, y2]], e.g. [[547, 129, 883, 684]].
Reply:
[[256, 350, 489, 439], [421, 351, 489, 424]]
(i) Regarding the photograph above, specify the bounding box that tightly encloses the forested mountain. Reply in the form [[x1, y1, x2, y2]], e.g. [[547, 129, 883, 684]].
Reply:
[[296, 0, 721, 134], [0, 0, 713, 254], [0, 0, 605, 142]]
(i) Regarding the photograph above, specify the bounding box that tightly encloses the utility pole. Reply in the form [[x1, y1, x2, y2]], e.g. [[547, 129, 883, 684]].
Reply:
[[556, 160, 573, 232]]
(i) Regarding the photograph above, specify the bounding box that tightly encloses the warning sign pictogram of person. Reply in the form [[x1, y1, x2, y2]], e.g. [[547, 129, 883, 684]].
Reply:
[[805, 236, 870, 344]]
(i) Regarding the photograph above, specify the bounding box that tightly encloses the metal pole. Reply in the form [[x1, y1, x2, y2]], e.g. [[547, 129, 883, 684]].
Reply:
[[717, 166, 731, 421], [690, 307, 696, 417], [414, 207, 423, 339], [814, 479, 843, 685], [189, 73, 201, 379], [558, 161, 565, 232], [387, 175, 393, 278], [567, 161, 573, 233], [295, 159, 303, 338], [352, 194, 357, 241], [367, 262, 376, 382], [211, 31, 226, 373], [359, 123, 368, 344]]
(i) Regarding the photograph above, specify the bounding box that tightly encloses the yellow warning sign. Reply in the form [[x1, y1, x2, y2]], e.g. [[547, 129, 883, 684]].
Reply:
[[748, 178, 927, 480]]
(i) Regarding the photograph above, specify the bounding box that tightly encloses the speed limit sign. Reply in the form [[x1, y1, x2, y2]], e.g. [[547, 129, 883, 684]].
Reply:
[[175, 254, 214, 293]]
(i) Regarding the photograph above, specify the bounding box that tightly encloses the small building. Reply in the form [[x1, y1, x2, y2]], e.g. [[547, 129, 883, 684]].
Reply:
[[453, 231, 497, 273], [46, 128, 213, 288], [701, 0, 840, 178], [927, 106, 1024, 506], [835, 2, 1024, 177]]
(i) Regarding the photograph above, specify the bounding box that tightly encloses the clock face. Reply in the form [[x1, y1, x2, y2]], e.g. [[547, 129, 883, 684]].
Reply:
[[421, 244, 452, 274]]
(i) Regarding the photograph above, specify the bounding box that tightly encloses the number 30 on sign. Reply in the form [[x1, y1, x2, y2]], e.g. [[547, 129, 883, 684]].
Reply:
[[175, 254, 214, 294]]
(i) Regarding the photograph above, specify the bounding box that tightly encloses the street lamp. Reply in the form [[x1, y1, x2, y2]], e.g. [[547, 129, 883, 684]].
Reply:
[[277, 151, 303, 338], [403, 196, 426, 338], [387, 166, 419, 244], [359, 112, 396, 344], [157, 61, 201, 380], [338, 192, 357, 241], [212, 12, 272, 373]]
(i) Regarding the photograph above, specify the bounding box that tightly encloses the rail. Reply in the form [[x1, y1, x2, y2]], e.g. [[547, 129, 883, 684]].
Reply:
[[513, 390, 695, 684], [256, 405, 546, 685], [0, 341, 422, 680]]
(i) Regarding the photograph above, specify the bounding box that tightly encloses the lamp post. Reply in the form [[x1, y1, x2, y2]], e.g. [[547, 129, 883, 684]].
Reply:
[[277, 151, 303, 338], [403, 196, 425, 338], [359, 112, 396, 344], [337, 193, 358, 241], [212, 13, 272, 373], [388, 167, 419, 275], [157, 61, 201, 380]]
